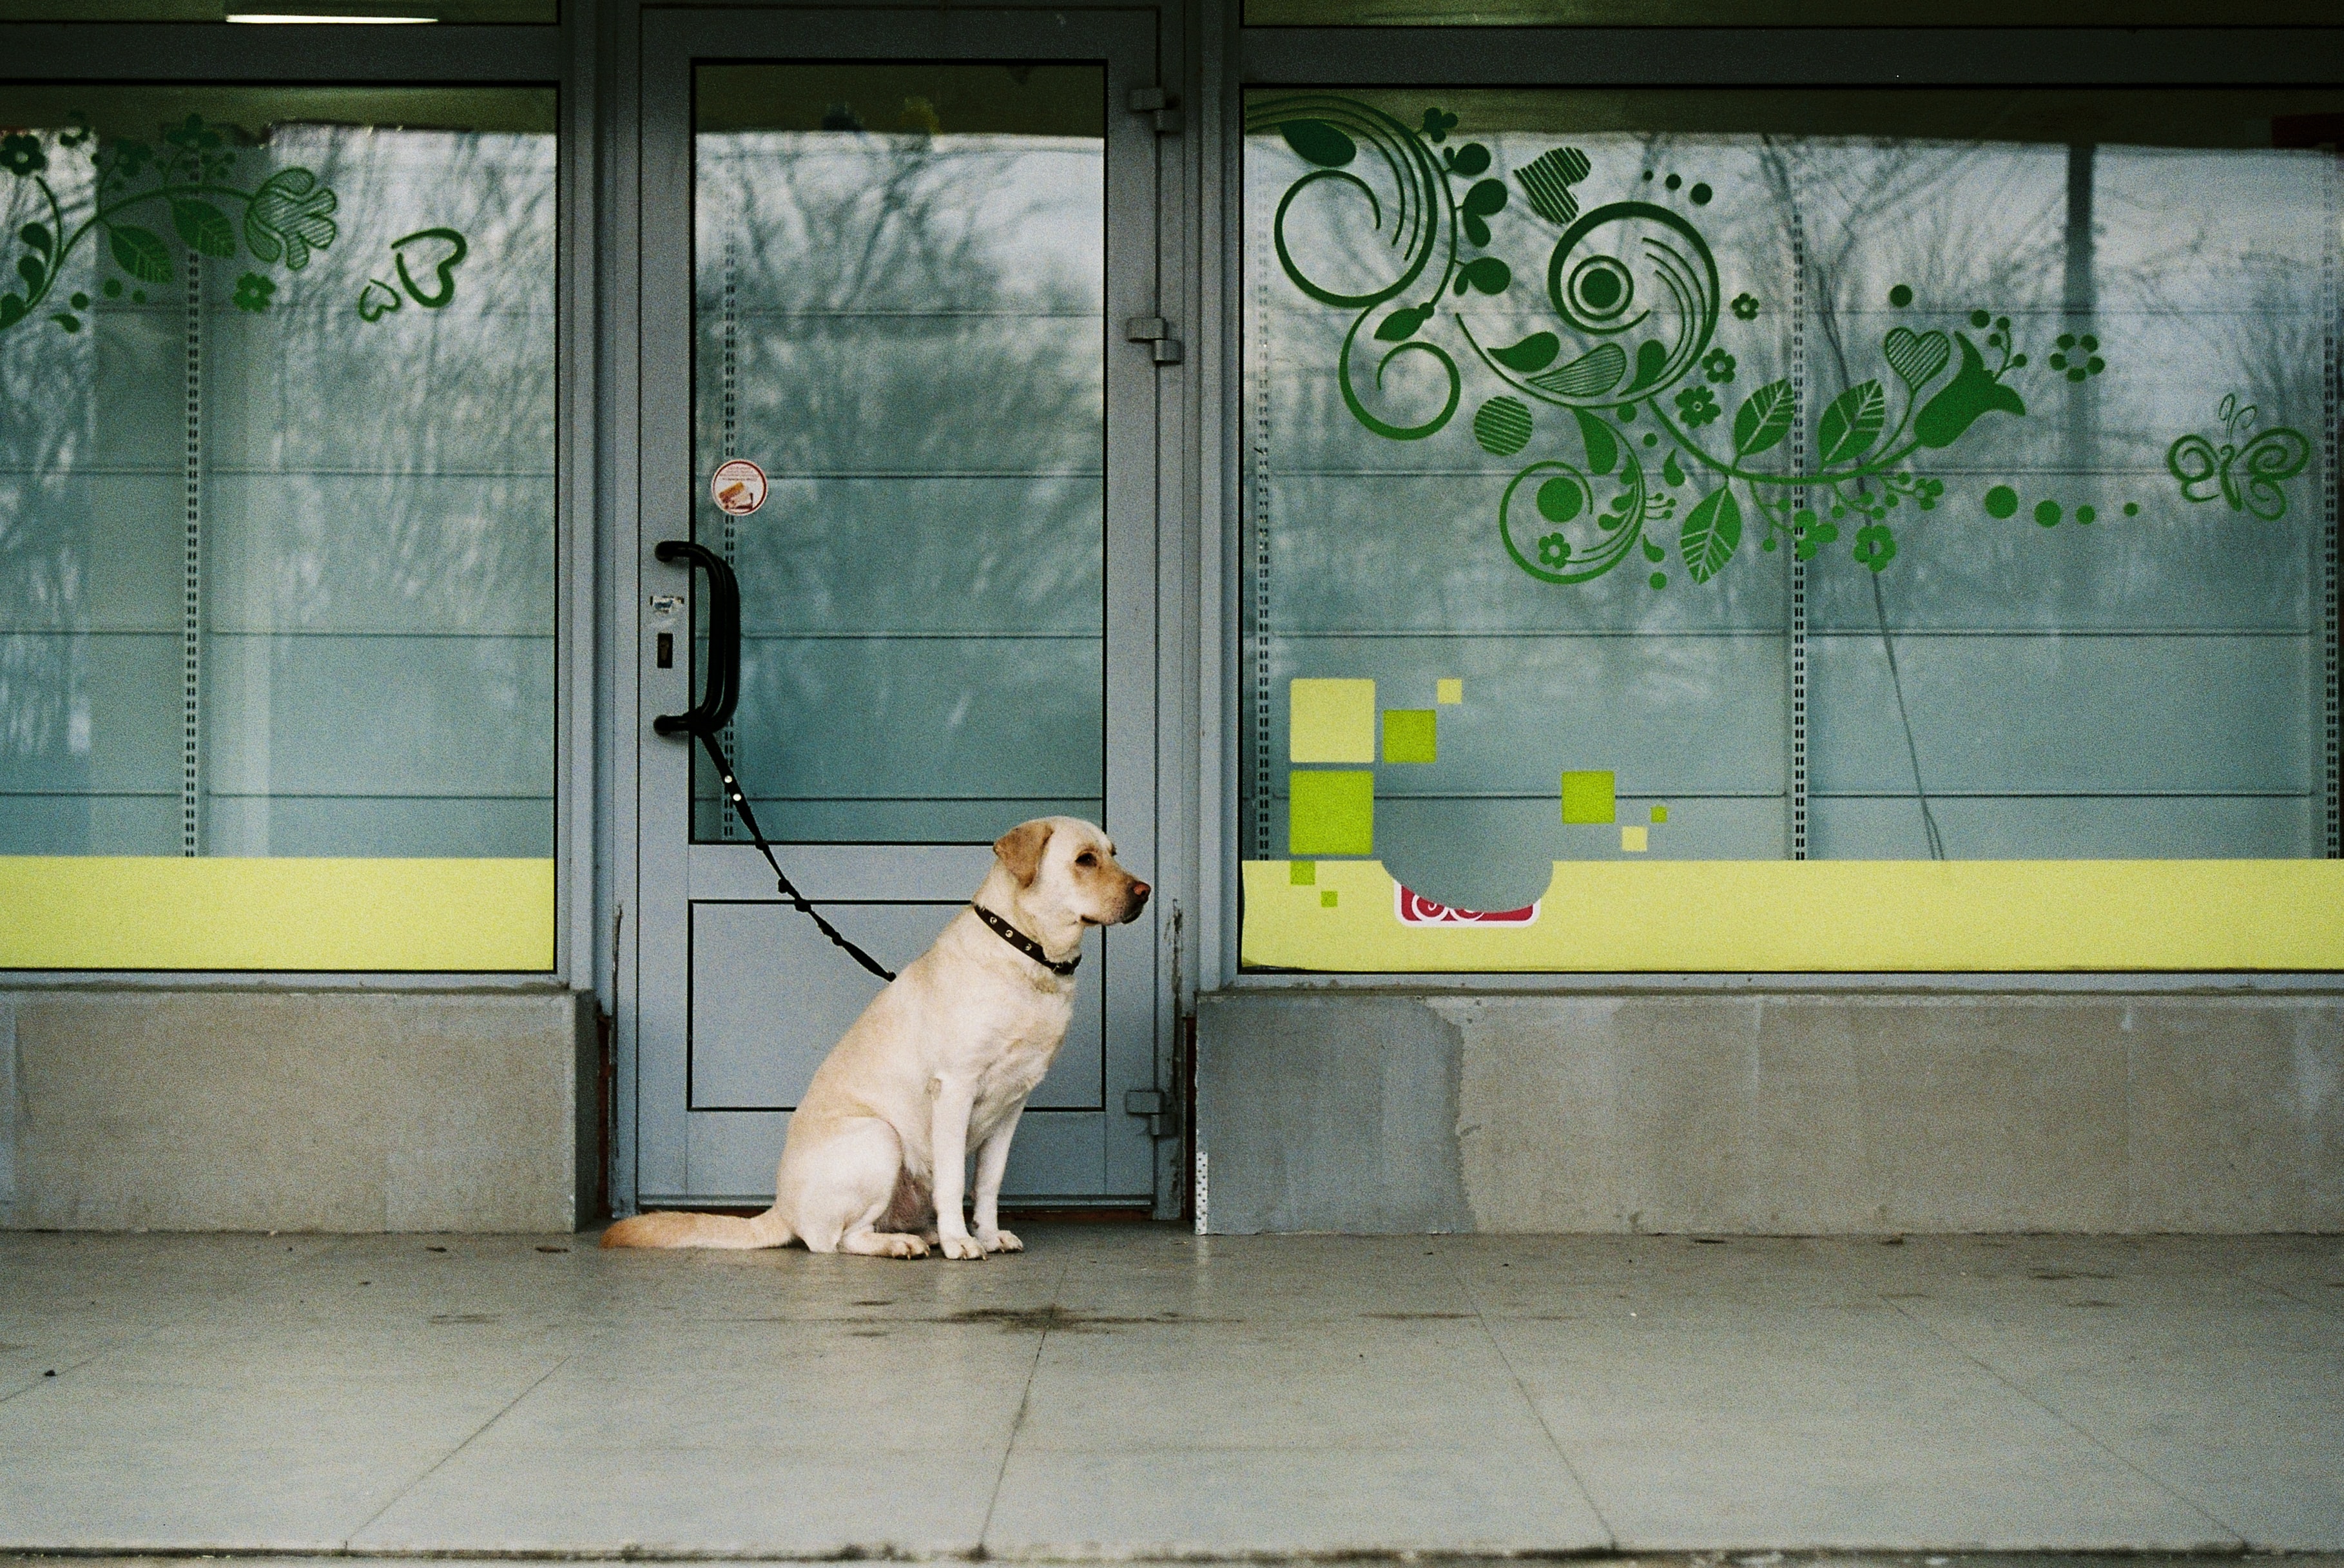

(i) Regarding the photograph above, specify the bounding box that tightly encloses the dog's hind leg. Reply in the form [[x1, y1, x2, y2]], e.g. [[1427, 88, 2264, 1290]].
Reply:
[[783, 1116, 930, 1259]]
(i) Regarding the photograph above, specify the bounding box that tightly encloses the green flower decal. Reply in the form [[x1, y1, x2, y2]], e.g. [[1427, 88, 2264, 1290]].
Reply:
[[1730, 292, 1759, 320], [1538, 532, 1571, 568], [1852, 523, 1897, 572], [243, 168, 338, 271], [0, 113, 342, 337], [0, 134, 46, 178], [1673, 385, 1721, 428], [1701, 347, 1736, 383], [2048, 332, 2104, 383]]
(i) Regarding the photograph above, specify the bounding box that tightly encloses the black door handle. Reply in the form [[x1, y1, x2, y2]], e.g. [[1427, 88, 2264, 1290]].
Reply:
[[652, 540, 739, 737]]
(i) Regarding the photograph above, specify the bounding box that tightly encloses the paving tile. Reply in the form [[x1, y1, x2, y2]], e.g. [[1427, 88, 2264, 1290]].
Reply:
[[1489, 1304, 2236, 1549], [351, 1443, 1000, 1554], [983, 1444, 1607, 1554], [1058, 1232, 1475, 1321], [1009, 1315, 1549, 1455], [469, 1319, 1042, 1452], [0, 1321, 576, 1549], [1904, 1297, 2344, 1549]]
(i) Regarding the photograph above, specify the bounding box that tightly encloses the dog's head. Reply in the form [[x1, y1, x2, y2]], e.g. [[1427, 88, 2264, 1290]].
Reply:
[[993, 817, 1150, 927]]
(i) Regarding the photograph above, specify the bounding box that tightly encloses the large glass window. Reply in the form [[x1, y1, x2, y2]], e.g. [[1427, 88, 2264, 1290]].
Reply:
[[1242, 88, 2343, 971], [0, 86, 557, 969]]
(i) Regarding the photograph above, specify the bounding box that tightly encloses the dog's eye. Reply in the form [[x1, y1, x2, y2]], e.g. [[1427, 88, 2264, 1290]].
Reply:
[[1076, 851, 1098, 867]]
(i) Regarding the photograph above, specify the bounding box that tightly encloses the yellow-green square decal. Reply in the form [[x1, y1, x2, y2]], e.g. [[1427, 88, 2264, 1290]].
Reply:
[[1290, 679, 1376, 762], [1290, 769, 1374, 856], [1383, 709, 1436, 763], [1562, 769, 1616, 825]]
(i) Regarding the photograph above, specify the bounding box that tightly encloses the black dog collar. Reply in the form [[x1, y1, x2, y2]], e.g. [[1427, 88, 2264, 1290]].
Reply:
[[971, 902, 1081, 976]]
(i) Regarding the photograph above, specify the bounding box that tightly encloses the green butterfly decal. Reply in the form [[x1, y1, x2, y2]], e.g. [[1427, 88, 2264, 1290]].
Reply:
[[2166, 394, 2310, 521]]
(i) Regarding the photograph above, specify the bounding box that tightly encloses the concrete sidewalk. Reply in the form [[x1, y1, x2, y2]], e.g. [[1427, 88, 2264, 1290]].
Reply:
[[1, 1225, 2338, 1555]]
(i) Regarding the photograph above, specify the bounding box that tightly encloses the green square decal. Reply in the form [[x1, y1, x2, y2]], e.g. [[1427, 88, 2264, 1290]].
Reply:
[[1290, 769, 1374, 856], [1562, 769, 1616, 825], [1382, 709, 1437, 764], [1320, 889, 1339, 907], [1290, 860, 1316, 885]]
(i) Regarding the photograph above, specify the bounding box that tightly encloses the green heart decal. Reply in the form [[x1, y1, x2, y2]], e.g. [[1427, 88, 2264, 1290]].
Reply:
[[356, 276, 403, 322], [1883, 325, 1952, 391], [391, 226, 469, 309]]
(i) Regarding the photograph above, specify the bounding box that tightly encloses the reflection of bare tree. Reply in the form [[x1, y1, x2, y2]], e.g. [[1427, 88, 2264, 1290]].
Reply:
[[696, 131, 1108, 835], [1, 118, 559, 855]]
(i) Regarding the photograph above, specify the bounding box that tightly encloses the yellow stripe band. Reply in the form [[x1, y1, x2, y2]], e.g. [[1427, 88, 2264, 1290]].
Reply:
[[0, 857, 556, 972], [1242, 858, 2344, 972]]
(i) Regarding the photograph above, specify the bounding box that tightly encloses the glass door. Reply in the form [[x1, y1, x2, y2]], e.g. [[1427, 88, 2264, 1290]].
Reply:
[[633, 10, 1163, 1206]]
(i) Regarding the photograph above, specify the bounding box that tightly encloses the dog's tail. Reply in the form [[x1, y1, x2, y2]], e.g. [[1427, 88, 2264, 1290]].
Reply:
[[600, 1206, 793, 1250]]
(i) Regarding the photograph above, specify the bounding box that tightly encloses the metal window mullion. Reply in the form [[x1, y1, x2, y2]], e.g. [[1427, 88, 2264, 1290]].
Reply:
[[719, 234, 741, 844], [182, 255, 202, 858], [1788, 204, 1808, 862], [2321, 147, 2340, 860], [1248, 191, 1274, 861]]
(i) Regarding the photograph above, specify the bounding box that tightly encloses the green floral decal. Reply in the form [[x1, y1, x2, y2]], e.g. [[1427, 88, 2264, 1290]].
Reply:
[[1251, 97, 2160, 590], [0, 112, 338, 336]]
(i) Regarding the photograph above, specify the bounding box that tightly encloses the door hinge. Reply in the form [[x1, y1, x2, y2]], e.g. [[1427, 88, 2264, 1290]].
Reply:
[[1128, 86, 1183, 135], [1124, 1087, 1181, 1140], [1125, 315, 1184, 365]]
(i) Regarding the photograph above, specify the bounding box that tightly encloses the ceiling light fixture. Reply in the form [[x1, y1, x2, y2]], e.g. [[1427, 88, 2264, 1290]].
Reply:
[[225, 12, 438, 21]]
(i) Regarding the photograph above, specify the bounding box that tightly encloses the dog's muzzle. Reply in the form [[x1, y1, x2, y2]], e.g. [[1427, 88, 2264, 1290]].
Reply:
[[1121, 880, 1151, 923]]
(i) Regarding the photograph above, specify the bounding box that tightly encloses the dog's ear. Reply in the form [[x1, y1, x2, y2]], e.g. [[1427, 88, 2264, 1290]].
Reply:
[[993, 820, 1053, 887]]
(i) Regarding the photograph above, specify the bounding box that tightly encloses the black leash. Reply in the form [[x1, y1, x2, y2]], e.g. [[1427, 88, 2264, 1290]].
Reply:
[[697, 726, 897, 983], [654, 539, 897, 985]]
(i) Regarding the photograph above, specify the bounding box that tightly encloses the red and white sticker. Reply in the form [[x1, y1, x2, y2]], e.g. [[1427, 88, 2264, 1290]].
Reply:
[[1395, 886, 1540, 926], [710, 458, 767, 517]]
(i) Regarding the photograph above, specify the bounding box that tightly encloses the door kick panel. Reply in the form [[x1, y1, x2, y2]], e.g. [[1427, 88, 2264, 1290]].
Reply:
[[687, 899, 1107, 1112]]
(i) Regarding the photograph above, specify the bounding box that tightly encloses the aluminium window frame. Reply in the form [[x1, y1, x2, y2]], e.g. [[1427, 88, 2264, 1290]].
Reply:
[[0, 13, 596, 989], [1205, 12, 2344, 993]]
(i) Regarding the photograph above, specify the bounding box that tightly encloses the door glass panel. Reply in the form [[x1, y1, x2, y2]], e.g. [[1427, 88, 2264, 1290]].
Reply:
[[692, 64, 1106, 843]]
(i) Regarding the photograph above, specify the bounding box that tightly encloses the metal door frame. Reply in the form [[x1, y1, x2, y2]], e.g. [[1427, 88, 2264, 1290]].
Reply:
[[625, 5, 1172, 1210]]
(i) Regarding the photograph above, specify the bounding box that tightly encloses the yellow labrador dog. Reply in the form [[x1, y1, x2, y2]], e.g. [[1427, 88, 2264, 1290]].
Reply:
[[603, 817, 1148, 1261]]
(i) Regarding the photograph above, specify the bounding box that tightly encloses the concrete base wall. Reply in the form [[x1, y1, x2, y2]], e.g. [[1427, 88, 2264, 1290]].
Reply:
[[1197, 989, 2344, 1234], [0, 986, 598, 1233]]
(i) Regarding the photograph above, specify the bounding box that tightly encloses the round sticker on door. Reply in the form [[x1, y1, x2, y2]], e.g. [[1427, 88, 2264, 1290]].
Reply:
[[710, 459, 767, 517]]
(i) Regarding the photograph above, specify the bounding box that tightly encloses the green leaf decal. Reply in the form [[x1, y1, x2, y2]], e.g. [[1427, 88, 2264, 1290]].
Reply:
[[1661, 450, 1685, 487], [16, 255, 42, 291], [0, 294, 23, 329], [1279, 121, 1356, 168], [1532, 343, 1625, 400], [170, 198, 237, 258], [1680, 486, 1742, 584], [1731, 378, 1795, 456], [1817, 379, 1887, 467], [1448, 143, 1491, 177], [1491, 331, 1560, 373], [1572, 407, 1620, 478], [1375, 304, 1430, 342], [19, 222, 52, 256], [1457, 256, 1511, 296], [1462, 178, 1508, 217], [1623, 338, 1670, 394], [106, 225, 174, 285]]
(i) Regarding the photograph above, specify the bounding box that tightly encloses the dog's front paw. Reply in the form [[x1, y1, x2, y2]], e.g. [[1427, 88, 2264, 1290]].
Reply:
[[979, 1229, 1024, 1254], [940, 1234, 987, 1261], [884, 1233, 931, 1259]]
